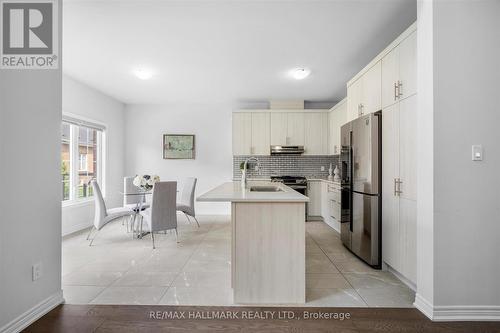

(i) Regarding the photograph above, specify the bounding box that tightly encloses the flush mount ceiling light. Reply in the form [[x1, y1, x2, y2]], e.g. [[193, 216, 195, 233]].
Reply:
[[133, 68, 154, 80], [290, 68, 311, 80]]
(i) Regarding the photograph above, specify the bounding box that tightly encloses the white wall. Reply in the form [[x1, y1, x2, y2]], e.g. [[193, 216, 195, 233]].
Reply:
[[415, 0, 434, 314], [124, 104, 232, 215], [416, 0, 500, 320], [0, 1, 63, 329], [62, 75, 126, 235], [433, 0, 500, 309]]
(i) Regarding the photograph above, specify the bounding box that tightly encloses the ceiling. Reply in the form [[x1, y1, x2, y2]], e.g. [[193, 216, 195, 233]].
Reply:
[[63, 0, 416, 105]]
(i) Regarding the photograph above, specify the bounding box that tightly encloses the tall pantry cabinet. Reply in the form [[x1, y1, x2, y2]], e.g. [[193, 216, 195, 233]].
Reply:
[[381, 29, 417, 284]]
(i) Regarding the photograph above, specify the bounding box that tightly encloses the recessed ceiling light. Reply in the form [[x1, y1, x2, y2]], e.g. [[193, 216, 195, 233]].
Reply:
[[291, 68, 311, 80], [133, 68, 154, 80]]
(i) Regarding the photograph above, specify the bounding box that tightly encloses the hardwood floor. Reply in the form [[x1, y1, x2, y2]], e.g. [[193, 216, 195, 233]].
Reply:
[[25, 305, 500, 333]]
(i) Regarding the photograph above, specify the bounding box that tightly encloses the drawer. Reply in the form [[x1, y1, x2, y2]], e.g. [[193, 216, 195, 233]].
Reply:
[[330, 200, 341, 219]]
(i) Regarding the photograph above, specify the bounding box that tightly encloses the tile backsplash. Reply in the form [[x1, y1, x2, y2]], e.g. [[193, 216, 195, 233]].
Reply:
[[233, 155, 340, 179]]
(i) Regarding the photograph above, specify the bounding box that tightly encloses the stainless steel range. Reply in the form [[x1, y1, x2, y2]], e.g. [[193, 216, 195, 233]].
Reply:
[[271, 176, 308, 219]]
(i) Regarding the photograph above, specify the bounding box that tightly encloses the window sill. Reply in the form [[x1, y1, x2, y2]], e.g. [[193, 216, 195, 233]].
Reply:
[[62, 198, 94, 208]]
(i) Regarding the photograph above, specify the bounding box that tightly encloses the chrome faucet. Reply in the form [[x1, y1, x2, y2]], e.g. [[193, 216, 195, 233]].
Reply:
[[241, 157, 262, 188]]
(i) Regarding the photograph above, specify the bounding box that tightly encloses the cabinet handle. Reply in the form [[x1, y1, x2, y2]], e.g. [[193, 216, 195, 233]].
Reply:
[[397, 178, 403, 195], [398, 80, 403, 97], [394, 82, 399, 100], [394, 178, 397, 196]]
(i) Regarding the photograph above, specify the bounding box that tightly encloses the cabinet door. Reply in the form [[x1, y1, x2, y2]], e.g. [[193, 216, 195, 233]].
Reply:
[[251, 113, 270, 155], [328, 111, 336, 155], [320, 182, 330, 221], [381, 103, 400, 269], [307, 181, 322, 216], [399, 95, 417, 201], [336, 101, 348, 154], [399, 31, 417, 100], [382, 46, 400, 109], [347, 78, 363, 121], [270, 112, 287, 146], [287, 113, 305, 146], [362, 61, 382, 115], [232, 113, 252, 155], [400, 198, 417, 284], [304, 113, 328, 155]]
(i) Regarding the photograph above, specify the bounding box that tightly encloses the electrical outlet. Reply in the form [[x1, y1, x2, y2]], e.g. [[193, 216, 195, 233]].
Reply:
[[32, 262, 42, 281], [320, 166, 325, 171]]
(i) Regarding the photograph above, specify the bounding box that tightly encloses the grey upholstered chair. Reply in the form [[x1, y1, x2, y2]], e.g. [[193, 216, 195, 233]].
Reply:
[[87, 180, 135, 246], [177, 177, 200, 227], [140, 181, 178, 248]]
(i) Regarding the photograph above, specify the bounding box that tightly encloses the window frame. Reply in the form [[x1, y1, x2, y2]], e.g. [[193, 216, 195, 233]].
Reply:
[[62, 114, 106, 207]]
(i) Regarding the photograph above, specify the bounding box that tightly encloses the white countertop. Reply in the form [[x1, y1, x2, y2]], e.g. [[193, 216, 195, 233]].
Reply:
[[197, 181, 309, 203], [307, 178, 342, 185]]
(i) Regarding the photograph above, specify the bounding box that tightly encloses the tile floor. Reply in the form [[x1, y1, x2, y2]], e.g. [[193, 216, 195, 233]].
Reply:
[[62, 215, 415, 307]]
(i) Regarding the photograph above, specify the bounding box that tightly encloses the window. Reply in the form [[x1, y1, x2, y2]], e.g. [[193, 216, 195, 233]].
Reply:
[[61, 119, 104, 203]]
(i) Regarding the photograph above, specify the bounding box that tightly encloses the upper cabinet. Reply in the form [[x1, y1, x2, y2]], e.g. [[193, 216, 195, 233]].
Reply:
[[234, 110, 329, 156], [286, 113, 305, 146], [382, 30, 417, 109], [251, 113, 271, 155], [304, 113, 328, 155], [232, 112, 270, 156], [347, 61, 382, 122], [328, 99, 347, 155], [270, 112, 288, 146], [270, 112, 305, 146]]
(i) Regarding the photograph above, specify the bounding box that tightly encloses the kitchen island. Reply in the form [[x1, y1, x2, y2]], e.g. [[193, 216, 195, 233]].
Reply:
[[197, 181, 309, 304]]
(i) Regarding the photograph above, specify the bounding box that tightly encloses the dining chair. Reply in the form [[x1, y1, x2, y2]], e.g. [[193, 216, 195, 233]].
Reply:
[[87, 180, 135, 246], [176, 177, 200, 227], [140, 181, 178, 249]]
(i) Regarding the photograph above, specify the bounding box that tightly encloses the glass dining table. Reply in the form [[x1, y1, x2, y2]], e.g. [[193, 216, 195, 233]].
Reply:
[[120, 189, 179, 239], [120, 190, 152, 238]]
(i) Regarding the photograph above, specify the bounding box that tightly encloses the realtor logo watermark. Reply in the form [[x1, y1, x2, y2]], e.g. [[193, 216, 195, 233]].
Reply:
[[1, 0, 58, 69]]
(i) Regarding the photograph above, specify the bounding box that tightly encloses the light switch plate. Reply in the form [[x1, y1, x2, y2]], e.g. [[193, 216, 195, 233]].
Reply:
[[472, 145, 483, 161], [32, 262, 42, 281]]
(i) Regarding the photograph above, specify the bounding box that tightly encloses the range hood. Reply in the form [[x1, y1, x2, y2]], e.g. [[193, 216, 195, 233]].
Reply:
[[270, 145, 305, 155]]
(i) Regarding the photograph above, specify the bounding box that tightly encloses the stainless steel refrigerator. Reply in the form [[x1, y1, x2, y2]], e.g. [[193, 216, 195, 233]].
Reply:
[[340, 111, 382, 268]]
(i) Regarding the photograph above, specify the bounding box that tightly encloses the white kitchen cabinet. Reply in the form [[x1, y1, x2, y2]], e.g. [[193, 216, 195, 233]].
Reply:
[[381, 44, 400, 109], [347, 77, 363, 122], [328, 99, 347, 155], [382, 103, 400, 270], [399, 95, 417, 200], [307, 180, 322, 217], [382, 30, 417, 109], [347, 61, 381, 121], [270, 112, 305, 147], [381, 94, 417, 284], [251, 113, 270, 155], [398, 31, 417, 100], [232, 113, 252, 155], [287, 113, 305, 146], [270, 112, 287, 146], [363, 61, 382, 115], [304, 113, 328, 155]]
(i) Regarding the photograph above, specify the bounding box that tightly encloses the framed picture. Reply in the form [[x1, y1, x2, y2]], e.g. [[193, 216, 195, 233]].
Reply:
[[163, 134, 195, 159]]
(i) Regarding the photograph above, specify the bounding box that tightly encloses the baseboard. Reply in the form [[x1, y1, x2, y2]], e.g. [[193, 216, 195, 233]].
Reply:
[[414, 294, 500, 321], [414, 293, 434, 320], [386, 265, 416, 291], [0, 290, 64, 333], [62, 221, 92, 237]]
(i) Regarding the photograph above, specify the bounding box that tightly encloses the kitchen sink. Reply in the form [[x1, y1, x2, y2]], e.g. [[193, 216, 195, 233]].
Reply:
[[249, 186, 283, 192]]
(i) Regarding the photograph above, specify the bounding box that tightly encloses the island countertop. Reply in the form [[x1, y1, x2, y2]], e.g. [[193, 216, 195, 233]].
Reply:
[[197, 181, 309, 203]]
